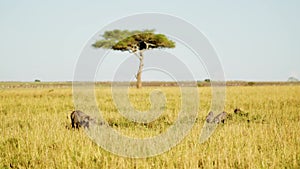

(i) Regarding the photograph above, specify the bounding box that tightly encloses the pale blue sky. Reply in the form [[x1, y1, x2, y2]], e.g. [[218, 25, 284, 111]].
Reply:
[[0, 0, 299, 81]]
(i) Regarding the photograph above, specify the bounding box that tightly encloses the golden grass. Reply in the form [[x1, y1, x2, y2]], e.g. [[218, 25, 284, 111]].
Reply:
[[0, 84, 299, 168]]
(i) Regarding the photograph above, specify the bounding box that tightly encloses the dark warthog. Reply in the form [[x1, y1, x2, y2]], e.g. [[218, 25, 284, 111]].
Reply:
[[70, 110, 96, 129], [234, 108, 249, 117]]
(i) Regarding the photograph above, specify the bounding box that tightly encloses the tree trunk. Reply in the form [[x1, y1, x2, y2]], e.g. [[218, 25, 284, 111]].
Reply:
[[136, 51, 144, 89]]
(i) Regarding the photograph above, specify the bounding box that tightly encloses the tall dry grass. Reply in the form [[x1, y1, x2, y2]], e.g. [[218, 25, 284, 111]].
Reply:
[[0, 84, 299, 168]]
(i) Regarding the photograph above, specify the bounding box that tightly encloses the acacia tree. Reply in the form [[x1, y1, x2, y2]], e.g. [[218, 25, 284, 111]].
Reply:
[[92, 29, 175, 88]]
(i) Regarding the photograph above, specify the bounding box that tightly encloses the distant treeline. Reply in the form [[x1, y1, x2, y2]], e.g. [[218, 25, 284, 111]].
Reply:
[[0, 81, 300, 89]]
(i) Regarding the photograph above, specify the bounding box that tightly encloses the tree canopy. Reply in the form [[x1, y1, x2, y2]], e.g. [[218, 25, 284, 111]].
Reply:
[[92, 29, 175, 52]]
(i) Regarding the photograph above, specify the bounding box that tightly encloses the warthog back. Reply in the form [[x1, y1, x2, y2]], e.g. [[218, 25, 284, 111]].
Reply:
[[70, 110, 95, 129]]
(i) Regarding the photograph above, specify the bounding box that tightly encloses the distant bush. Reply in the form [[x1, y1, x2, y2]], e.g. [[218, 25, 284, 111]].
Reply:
[[204, 79, 211, 82], [288, 77, 299, 82], [248, 82, 255, 86], [34, 79, 41, 82], [197, 83, 204, 87]]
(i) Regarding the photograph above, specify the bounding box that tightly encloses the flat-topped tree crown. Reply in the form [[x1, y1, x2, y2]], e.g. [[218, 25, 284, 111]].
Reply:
[[112, 32, 175, 52], [92, 29, 175, 88]]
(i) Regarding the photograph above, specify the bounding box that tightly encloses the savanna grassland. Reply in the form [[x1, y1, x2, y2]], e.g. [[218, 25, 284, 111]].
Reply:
[[0, 82, 299, 168]]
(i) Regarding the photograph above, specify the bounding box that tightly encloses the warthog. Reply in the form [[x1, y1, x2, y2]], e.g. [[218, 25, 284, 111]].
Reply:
[[234, 108, 241, 114], [70, 110, 96, 129], [206, 111, 227, 124], [234, 108, 248, 117]]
